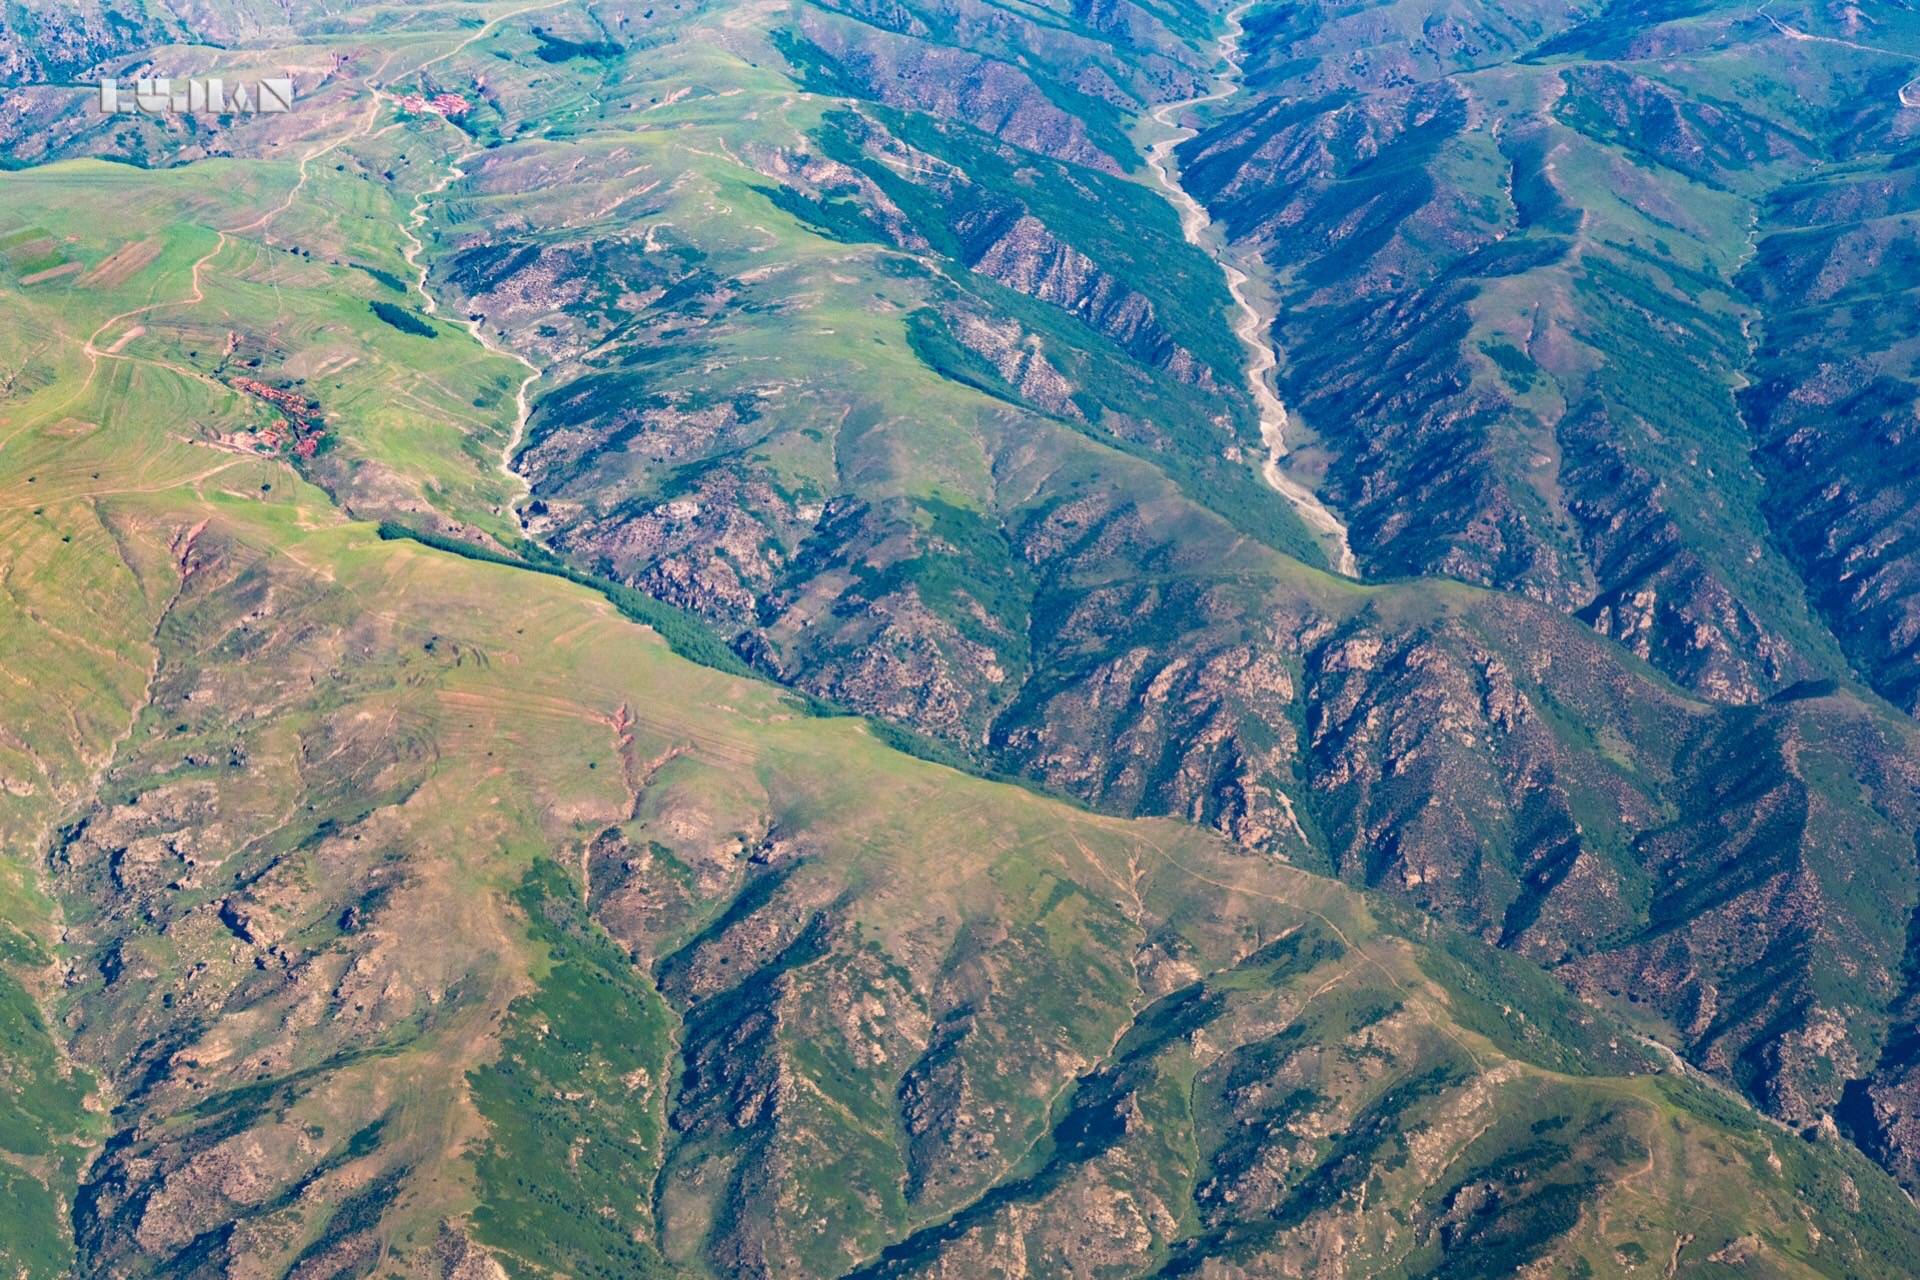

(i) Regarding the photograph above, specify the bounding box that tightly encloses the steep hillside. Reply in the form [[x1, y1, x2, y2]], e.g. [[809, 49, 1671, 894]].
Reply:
[[3, 147, 1914, 1277], [401, 0, 1920, 1188], [3, 0, 1920, 1274]]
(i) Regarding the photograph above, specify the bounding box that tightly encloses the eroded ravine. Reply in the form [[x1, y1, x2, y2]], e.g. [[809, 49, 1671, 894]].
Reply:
[[1143, 4, 1360, 577], [396, 113, 542, 519]]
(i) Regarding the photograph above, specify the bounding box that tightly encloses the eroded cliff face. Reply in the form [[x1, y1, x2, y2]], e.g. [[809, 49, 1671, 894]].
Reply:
[[790, 7, 1130, 175]]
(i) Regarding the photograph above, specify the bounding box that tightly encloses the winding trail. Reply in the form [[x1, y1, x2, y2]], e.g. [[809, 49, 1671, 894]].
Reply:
[[1756, 0, 1920, 108], [51, 95, 385, 426], [1142, 3, 1359, 577]]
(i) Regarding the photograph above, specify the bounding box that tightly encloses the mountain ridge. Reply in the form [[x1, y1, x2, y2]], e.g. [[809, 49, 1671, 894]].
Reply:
[[3, 0, 1920, 1273]]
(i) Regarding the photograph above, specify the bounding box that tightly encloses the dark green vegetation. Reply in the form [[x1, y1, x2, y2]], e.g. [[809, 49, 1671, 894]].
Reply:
[[368, 299, 437, 338], [2, 0, 1920, 1275], [467, 861, 677, 1278]]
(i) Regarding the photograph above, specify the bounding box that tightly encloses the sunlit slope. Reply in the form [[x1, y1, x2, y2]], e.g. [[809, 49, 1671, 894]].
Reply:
[[3, 132, 1920, 1279], [0, 141, 529, 1273], [17, 389, 1920, 1279]]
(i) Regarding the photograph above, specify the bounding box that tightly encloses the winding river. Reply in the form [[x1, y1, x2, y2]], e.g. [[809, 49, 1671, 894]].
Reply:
[[1142, 4, 1360, 577]]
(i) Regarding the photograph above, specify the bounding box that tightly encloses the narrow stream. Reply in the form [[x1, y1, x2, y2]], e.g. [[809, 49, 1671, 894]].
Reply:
[[398, 122, 542, 520], [1142, 4, 1360, 577]]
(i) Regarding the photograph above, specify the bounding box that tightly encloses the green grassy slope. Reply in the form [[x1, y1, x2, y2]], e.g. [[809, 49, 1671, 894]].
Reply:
[[0, 30, 1918, 1274]]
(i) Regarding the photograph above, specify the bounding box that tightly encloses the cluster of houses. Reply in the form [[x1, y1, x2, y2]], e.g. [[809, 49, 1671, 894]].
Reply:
[[394, 92, 473, 117]]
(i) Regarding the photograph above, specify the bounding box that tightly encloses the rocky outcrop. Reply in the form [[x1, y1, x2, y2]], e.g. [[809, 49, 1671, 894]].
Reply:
[[1560, 398, 1810, 704], [1740, 169, 1920, 714], [0, 2, 187, 82], [956, 209, 1185, 371], [790, 9, 1126, 173], [1175, 46, 1836, 705]]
